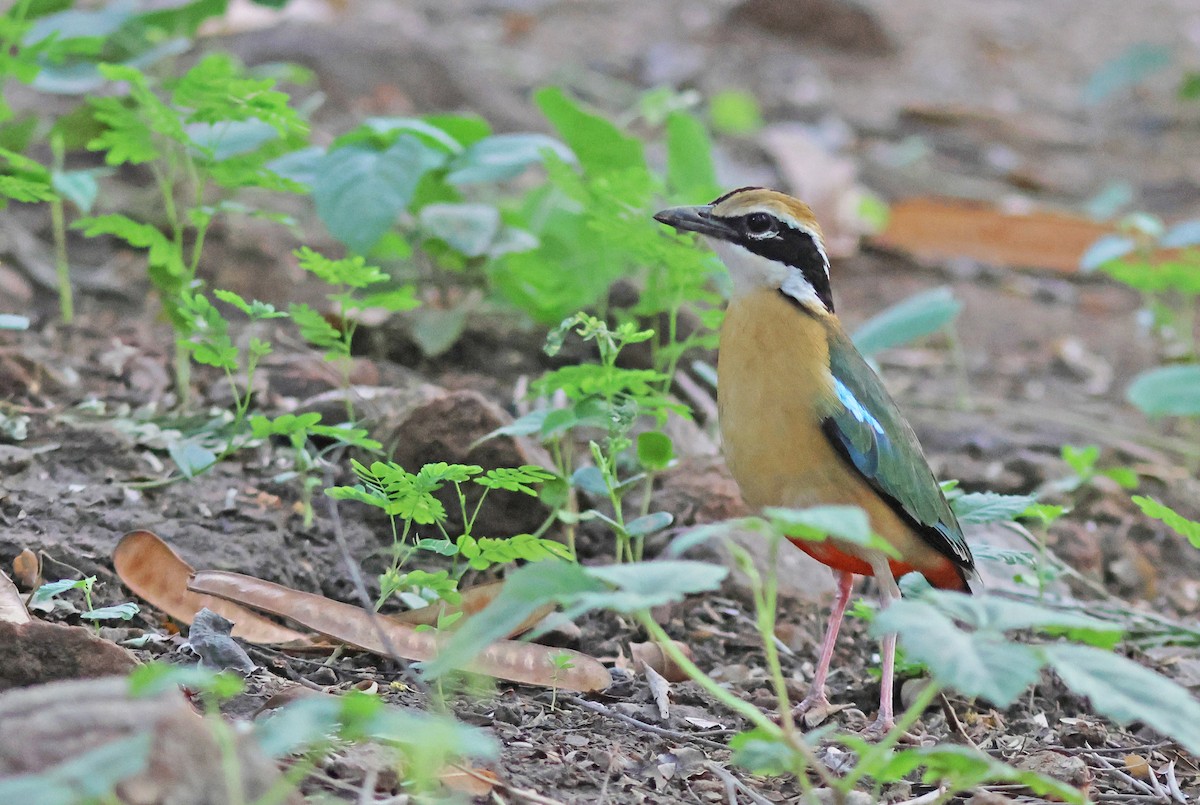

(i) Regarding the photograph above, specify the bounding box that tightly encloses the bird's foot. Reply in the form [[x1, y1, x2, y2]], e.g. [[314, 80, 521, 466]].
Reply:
[[860, 715, 918, 744], [792, 693, 849, 729]]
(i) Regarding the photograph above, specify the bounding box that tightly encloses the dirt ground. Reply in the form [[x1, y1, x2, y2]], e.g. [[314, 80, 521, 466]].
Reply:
[[2, 0, 1200, 803]]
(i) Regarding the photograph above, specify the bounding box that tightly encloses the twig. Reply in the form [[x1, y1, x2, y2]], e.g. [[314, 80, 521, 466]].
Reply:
[[356, 768, 379, 805], [938, 693, 978, 750], [1164, 760, 1188, 805], [452, 764, 564, 805], [893, 789, 946, 805], [1087, 751, 1162, 798], [562, 694, 729, 750], [703, 762, 774, 805]]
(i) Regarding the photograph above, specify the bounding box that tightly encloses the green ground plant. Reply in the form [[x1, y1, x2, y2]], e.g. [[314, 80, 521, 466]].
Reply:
[[326, 459, 568, 614], [422, 501, 1200, 804]]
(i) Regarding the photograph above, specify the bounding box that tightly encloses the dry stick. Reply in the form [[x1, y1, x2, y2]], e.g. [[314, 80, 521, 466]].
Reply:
[[1086, 751, 1162, 799], [703, 762, 774, 805], [324, 464, 427, 692], [562, 694, 729, 751], [938, 693, 979, 750], [1164, 761, 1187, 804], [892, 789, 946, 805]]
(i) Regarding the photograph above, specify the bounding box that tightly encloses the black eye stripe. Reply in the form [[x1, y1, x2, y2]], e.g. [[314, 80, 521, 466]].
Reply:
[[733, 221, 834, 313]]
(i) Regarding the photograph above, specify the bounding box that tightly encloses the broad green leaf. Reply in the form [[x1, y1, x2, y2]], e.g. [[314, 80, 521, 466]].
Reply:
[[533, 86, 645, 175], [1132, 496, 1200, 548], [764, 505, 900, 558], [728, 728, 800, 775], [570, 466, 609, 497], [872, 599, 1045, 705], [582, 561, 726, 608], [267, 146, 325, 187], [422, 561, 601, 679], [951, 491, 1038, 525], [851, 286, 961, 358], [1160, 219, 1200, 248], [874, 744, 1085, 804], [1079, 234, 1135, 271], [709, 90, 763, 136], [167, 439, 217, 478], [665, 110, 719, 201], [407, 306, 468, 358], [50, 168, 99, 212], [185, 119, 278, 160], [1127, 364, 1200, 417], [313, 137, 446, 253], [636, 431, 674, 471], [625, 511, 674, 538], [0, 315, 30, 330], [445, 133, 574, 185], [1083, 43, 1173, 105], [920, 591, 1123, 648], [32, 577, 89, 603], [1043, 643, 1200, 754], [81, 602, 140, 621], [418, 203, 500, 257]]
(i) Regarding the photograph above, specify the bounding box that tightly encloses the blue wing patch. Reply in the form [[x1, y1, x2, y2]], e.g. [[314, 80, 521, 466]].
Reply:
[[823, 330, 974, 571]]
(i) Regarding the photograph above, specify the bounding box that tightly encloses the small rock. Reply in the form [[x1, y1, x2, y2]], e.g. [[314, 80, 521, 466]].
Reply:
[[724, 0, 894, 54], [1015, 749, 1092, 788], [0, 676, 297, 803], [0, 619, 138, 691], [380, 389, 556, 537]]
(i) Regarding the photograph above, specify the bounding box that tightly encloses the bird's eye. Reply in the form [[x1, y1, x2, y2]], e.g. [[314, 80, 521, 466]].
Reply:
[[745, 212, 777, 238]]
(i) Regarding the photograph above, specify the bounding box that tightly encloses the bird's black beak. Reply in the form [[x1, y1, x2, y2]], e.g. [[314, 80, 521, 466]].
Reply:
[[654, 205, 735, 239]]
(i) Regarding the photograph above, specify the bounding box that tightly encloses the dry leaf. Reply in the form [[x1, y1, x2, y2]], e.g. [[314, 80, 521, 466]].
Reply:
[[188, 570, 612, 692], [11, 549, 39, 589], [0, 569, 31, 625], [629, 640, 692, 683], [1123, 754, 1151, 779], [642, 661, 672, 721], [441, 765, 498, 797], [873, 197, 1113, 273], [391, 580, 555, 638], [113, 530, 309, 644]]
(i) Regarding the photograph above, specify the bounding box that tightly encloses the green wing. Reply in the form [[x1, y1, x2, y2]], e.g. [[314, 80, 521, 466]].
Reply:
[[823, 328, 973, 571]]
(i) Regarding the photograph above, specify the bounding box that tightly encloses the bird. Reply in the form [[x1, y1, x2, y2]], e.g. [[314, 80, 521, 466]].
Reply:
[[654, 187, 974, 734]]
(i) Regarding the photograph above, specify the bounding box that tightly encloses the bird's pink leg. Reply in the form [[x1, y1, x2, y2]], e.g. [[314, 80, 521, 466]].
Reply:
[[793, 569, 854, 724], [866, 561, 902, 736]]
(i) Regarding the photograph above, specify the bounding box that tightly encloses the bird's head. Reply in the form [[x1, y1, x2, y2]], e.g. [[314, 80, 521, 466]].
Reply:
[[655, 187, 833, 315]]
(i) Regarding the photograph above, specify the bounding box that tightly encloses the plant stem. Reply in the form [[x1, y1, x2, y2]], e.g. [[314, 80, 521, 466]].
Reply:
[[50, 135, 73, 325]]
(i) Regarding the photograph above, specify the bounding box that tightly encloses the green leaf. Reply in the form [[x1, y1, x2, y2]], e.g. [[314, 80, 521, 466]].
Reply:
[[313, 137, 446, 253], [665, 110, 719, 201], [764, 505, 900, 558], [419, 203, 500, 257], [625, 511, 674, 538], [728, 728, 799, 775], [0, 315, 30, 330], [1132, 496, 1200, 548], [851, 286, 961, 358], [289, 302, 343, 352], [32, 577, 90, 603], [475, 465, 555, 495], [0, 733, 153, 805], [951, 491, 1038, 525], [872, 599, 1045, 706], [874, 744, 1085, 804], [533, 86, 645, 175], [1079, 234, 1135, 271], [1043, 643, 1200, 755], [407, 306, 468, 358], [81, 602, 140, 621], [50, 168, 99, 213], [636, 431, 674, 471], [167, 439, 218, 478], [1160, 219, 1200, 248], [1127, 364, 1200, 417], [580, 561, 727, 611], [445, 133, 574, 185], [920, 590, 1123, 649], [709, 90, 763, 136], [422, 561, 601, 679], [1083, 43, 1173, 105]]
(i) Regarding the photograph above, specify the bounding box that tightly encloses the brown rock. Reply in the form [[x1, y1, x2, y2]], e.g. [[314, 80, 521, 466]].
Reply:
[[380, 389, 556, 537], [0, 620, 139, 691], [724, 0, 894, 53], [0, 676, 297, 804]]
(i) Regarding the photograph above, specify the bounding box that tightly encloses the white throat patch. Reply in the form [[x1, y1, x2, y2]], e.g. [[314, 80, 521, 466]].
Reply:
[[708, 238, 827, 311]]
